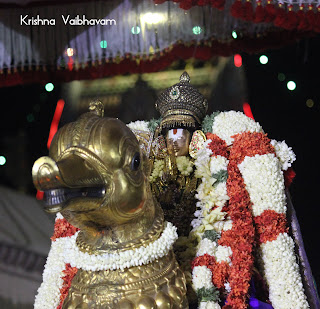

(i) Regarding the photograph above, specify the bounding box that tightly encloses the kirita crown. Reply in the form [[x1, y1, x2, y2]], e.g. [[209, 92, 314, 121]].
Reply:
[[155, 71, 208, 130]]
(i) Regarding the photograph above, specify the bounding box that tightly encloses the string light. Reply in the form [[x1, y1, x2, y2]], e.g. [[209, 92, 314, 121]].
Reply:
[[287, 81, 296, 91], [100, 40, 107, 48], [192, 26, 202, 35], [259, 55, 268, 64], [45, 83, 54, 92], [232, 31, 237, 39], [66, 48, 74, 57], [131, 26, 141, 34], [278, 73, 285, 81]]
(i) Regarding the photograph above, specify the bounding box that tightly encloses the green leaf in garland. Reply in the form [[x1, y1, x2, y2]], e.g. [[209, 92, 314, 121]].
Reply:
[[202, 229, 221, 242], [148, 117, 162, 133], [212, 170, 228, 185], [196, 286, 220, 303], [201, 112, 220, 134]]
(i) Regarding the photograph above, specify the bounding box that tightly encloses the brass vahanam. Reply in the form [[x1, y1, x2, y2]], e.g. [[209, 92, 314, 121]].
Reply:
[[32, 102, 188, 308]]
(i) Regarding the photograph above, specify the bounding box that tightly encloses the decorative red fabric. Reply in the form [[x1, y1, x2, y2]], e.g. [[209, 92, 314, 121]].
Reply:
[[254, 4, 266, 23], [231, 0, 244, 18], [243, 1, 255, 21]]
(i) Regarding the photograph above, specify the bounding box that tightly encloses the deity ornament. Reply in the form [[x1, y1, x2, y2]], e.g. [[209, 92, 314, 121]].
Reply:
[[150, 72, 207, 237], [32, 101, 188, 309]]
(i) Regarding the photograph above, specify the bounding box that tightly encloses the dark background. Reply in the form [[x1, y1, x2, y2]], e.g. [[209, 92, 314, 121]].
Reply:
[[0, 35, 319, 292]]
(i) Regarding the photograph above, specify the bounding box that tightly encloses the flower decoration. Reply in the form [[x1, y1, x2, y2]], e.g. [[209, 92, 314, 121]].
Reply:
[[35, 216, 178, 309], [176, 156, 194, 176], [192, 111, 308, 309]]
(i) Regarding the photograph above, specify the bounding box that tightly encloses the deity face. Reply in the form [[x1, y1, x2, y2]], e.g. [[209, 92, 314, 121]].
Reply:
[[166, 128, 191, 157]]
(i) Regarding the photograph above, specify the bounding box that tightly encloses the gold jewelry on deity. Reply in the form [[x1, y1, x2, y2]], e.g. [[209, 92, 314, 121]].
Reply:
[[155, 71, 208, 131]]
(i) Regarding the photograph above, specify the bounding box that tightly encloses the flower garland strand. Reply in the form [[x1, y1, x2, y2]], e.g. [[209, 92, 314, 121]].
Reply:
[[35, 214, 178, 309], [192, 134, 232, 309], [239, 153, 309, 308], [192, 111, 306, 309]]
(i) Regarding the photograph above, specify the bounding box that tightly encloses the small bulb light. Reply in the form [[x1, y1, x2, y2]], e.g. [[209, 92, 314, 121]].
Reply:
[[66, 48, 74, 57], [287, 81, 296, 91], [0, 156, 6, 166], [192, 26, 202, 35], [100, 40, 107, 48], [259, 55, 268, 64], [45, 83, 54, 92], [131, 26, 141, 34]]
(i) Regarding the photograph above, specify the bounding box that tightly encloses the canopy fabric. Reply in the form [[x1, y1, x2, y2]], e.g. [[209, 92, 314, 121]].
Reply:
[[0, 0, 312, 87]]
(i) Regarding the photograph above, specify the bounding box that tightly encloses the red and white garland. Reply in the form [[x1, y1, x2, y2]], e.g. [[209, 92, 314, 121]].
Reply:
[[34, 214, 178, 309], [191, 111, 308, 309]]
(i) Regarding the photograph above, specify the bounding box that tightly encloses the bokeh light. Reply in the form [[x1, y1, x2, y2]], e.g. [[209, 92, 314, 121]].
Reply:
[[131, 26, 141, 34], [278, 73, 285, 81], [100, 40, 107, 48], [306, 99, 314, 108], [192, 26, 202, 35], [0, 156, 6, 166], [234, 54, 242, 67], [45, 83, 54, 92], [287, 81, 296, 91], [259, 55, 268, 64]]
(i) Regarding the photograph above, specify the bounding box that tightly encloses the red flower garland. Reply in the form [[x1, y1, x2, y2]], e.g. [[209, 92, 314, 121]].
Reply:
[[254, 210, 288, 244], [51, 217, 79, 309], [51, 218, 79, 241], [57, 263, 78, 309], [206, 133, 229, 158]]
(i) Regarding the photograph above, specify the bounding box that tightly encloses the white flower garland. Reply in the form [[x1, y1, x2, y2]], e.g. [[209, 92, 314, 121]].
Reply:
[[192, 266, 215, 290], [192, 266, 222, 309], [127, 120, 150, 132], [271, 139, 296, 171], [192, 141, 232, 309], [259, 233, 309, 309], [238, 154, 287, 217], [211, 111, 263, 146], [239, 153, 309, 309], [192, 112, 306, 309], [35, 221, 177, 309], [65, 222, 177, 271]]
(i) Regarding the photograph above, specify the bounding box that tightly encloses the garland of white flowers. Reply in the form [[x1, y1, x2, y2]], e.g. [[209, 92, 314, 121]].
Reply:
[[190, 141, 232, 309], [239, 154, 309, 309], [192, 111, 307, 309], [35, 220, 177, 309]]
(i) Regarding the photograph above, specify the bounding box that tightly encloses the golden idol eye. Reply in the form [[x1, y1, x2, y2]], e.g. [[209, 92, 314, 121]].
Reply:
[[130, 152, 140, 171]]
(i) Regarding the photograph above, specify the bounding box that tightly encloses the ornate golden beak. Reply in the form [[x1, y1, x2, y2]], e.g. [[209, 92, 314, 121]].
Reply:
[[32, 148, 106, 213]]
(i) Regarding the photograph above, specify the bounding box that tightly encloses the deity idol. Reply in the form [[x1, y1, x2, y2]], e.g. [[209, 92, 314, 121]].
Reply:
[[127, 72, 319, 309]]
